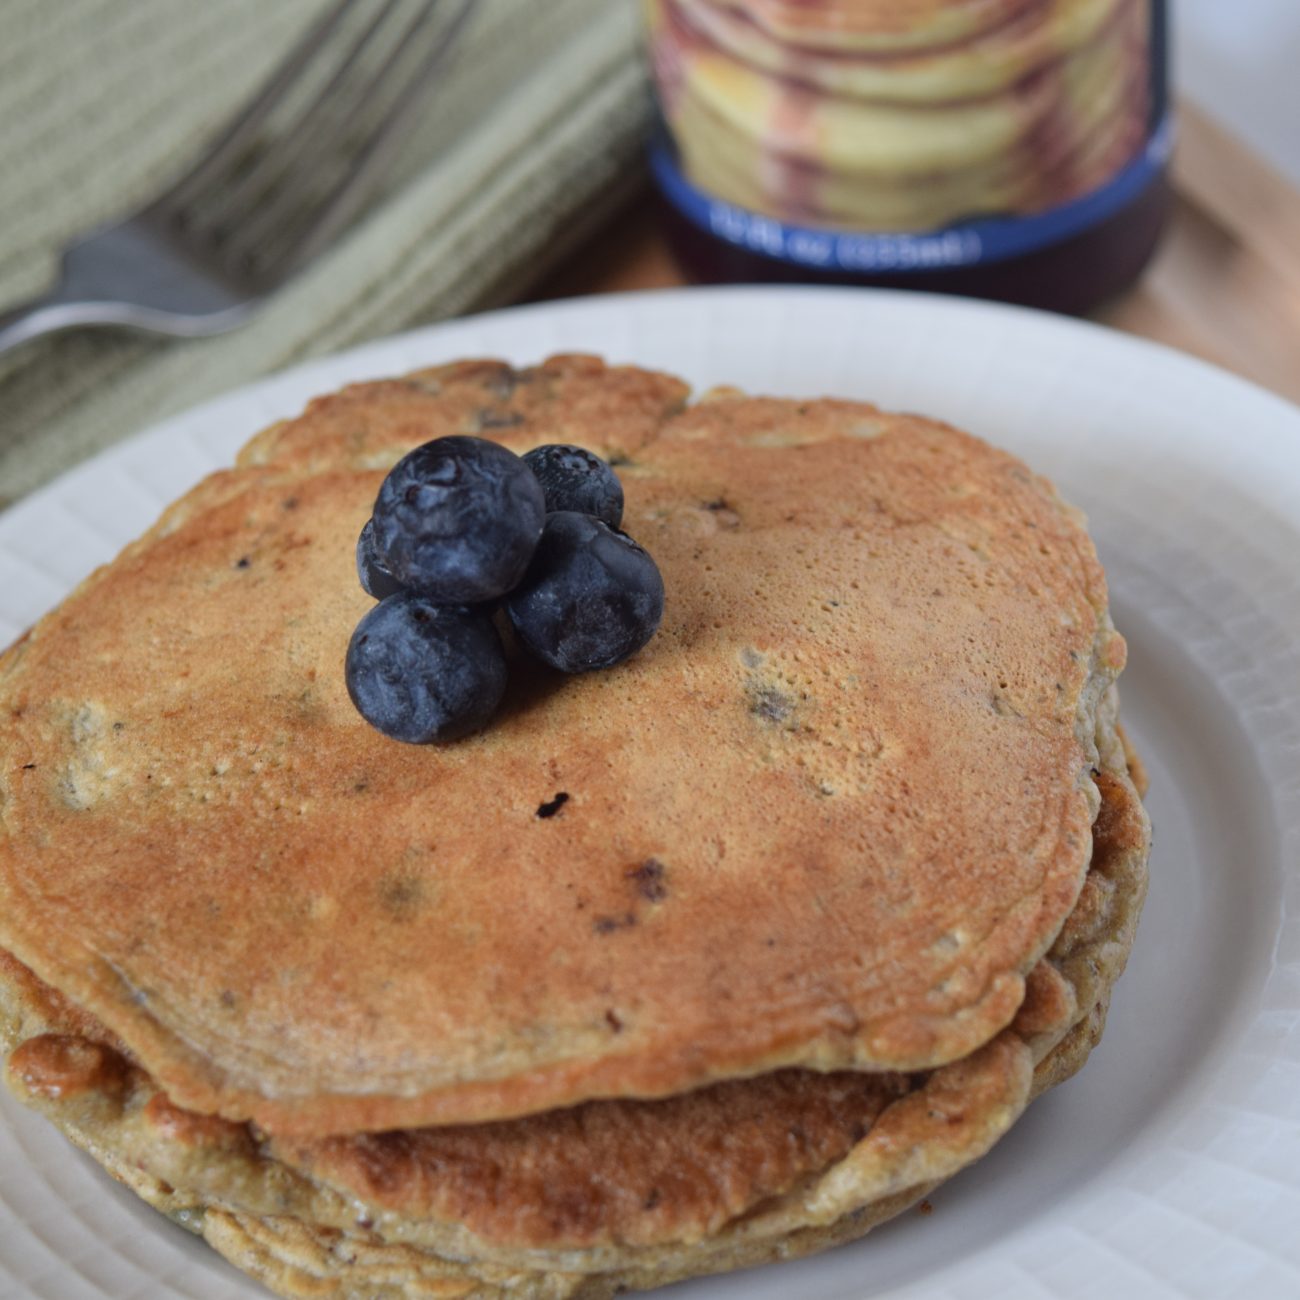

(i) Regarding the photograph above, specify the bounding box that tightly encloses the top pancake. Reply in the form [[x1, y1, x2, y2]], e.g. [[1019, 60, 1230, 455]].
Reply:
[[0, 355, 1124, 1138]]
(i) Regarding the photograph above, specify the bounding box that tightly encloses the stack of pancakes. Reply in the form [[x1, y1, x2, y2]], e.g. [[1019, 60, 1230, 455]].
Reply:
[[0, 356, 1149, 1299], [647, 0, 1153, 230]]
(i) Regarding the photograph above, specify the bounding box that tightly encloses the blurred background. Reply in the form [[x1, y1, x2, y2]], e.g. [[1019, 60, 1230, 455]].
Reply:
[[1178, 0, 1298, 184], [0, 0, 1295, 505]]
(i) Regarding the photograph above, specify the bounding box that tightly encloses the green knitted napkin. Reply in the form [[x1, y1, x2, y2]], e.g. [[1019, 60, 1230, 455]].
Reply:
[[0, 0, 650, 506]]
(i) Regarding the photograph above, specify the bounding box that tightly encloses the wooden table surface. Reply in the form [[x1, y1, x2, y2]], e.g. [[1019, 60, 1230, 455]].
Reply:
[[535, 103, 1300, 408]]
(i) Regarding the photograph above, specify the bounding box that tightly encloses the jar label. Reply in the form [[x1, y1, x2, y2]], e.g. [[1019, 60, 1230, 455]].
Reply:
[[650, 114, 1172, 274], [647, 0, 1170, 278]]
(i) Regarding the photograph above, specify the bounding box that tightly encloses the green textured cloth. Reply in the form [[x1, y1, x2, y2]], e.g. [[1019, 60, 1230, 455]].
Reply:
[[0, 0, 651, 506]]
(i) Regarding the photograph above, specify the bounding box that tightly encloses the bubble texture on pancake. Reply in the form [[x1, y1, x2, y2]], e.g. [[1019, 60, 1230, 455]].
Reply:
[[0, 357, 1128, 1140]]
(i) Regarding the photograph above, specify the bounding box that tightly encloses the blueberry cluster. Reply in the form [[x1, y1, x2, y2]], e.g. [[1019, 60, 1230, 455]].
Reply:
[[346, 437, 663, 743]]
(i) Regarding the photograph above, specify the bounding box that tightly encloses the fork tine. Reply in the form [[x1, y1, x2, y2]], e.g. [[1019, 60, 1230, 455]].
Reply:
[[153, 0, 357, 221], [196, 0, 407, 241], [228, 0, 477, 279]]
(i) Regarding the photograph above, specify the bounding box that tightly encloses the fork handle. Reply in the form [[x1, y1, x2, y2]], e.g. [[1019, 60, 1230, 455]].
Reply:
[[0, 291, 140, 359]]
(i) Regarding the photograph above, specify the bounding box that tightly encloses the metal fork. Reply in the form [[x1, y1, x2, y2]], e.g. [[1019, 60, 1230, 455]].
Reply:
[[0, 0, 476, 359]]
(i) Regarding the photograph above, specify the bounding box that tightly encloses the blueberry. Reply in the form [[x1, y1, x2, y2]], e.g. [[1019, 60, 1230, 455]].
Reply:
[[506, 512, 664, 673], [356, 518, 404, 600], [371, 436, 545, 604], [345, 594, 507, 743], [522, 444, 624, 528]]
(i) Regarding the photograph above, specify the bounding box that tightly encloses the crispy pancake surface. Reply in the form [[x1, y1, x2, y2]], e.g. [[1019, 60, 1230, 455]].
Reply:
[[0, 356, 1127, 1139], [0, 735, 1147, 1293]]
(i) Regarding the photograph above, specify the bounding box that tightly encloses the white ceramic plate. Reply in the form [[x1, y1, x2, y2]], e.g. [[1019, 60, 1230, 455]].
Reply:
[[1, 287, 1297, 1300]]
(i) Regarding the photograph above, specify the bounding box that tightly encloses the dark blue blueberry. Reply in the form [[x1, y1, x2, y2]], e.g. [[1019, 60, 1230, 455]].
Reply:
[[355, 518, 404, 601], [522, 444, 624, 528], [371, 436, 545, 604], [506, 512, 663, 673], [345, 594, 507, 744]]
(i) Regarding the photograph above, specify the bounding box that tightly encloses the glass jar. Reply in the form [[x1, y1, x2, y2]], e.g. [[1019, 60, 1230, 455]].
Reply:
[[645, 0, 1171, 314]]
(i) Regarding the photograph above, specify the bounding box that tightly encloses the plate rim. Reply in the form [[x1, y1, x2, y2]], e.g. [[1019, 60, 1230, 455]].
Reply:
[[4, 284, 1300, 535]]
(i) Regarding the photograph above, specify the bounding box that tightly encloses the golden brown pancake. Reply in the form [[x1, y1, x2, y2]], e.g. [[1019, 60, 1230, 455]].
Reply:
[[0, 358, 1125, 1141], [0, 734, 1146, 1294], [0, 356, 1149, 1297]]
